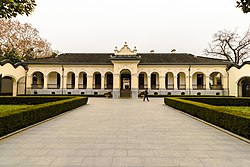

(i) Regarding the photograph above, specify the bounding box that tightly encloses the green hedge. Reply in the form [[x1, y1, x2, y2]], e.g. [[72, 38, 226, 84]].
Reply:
[[0, 96, 88, 137], [0, 96, 71, 105], [181, 97, 250, 106], [164, 97, 250, 140]]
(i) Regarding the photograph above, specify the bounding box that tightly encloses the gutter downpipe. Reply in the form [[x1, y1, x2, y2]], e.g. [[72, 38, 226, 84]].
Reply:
[[25, 69, 27, 95], [188, 65, 191, 95], [62, 64, 64, 95], [226, 68, 230, 96]]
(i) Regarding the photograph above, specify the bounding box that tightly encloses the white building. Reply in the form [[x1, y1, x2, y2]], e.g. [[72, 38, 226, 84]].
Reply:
[[1, 43, 250, 98]]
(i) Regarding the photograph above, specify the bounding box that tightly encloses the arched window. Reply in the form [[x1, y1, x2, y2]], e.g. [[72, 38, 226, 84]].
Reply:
[[67, 72, 75, 89], [238, 77, 250, 97], [165, 72, 174, 90], [79, 72, 87, 89], [31, 72, 44, 89], [192, 72, 206, 90], [177, 72, 186, 90], [105, 72, 113, 89], [209, 72, 223, 90], [139, 72, 148, 89], [93, 72, 101, 89], [151, 72, 159, 90], [48, 72, 60, 89]]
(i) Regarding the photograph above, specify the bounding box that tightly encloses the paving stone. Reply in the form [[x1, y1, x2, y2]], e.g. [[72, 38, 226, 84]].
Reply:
[[0, 98, 249, 167]]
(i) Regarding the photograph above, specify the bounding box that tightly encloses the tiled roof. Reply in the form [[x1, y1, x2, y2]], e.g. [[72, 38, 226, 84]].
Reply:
[[1, 59, 28, 70], [138, 53, 229, 65], [25, 53, 230, 65]]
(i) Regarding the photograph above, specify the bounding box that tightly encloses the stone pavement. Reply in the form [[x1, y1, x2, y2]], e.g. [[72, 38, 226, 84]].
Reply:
[[0, 98, 250, 167]]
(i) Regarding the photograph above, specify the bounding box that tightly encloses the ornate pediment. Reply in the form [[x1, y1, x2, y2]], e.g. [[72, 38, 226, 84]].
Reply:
[[114, 42, 137, 56]]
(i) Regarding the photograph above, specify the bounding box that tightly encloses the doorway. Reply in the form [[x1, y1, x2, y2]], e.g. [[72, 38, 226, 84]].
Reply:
[[120, 69, 131, 97]]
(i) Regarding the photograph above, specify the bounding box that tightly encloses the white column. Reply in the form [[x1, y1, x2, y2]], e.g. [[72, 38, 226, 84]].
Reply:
[[174, 75, 178, 90], [131, 74, 138, 89], [62, 75, 67, 89], [113, 74, 120, 89], [44, 75, 48, 89], [75, 75, 79, 89], [13, 82, 17, 96], [147, 75, 151, 89], [26, 75, 32, 89], [87, 75, 93, 89], [159, 76, 165, 89], [222, 75, 227, 89], [101, 75, 105, 89], [206, 75, 210, 90]]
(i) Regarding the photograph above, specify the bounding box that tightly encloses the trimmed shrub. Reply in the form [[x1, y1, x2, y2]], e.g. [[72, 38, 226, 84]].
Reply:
[[164, 97, 250, 139], [0, 96, 71, 105], [182, 97, 250, 106], [0, 96, 88, 137]]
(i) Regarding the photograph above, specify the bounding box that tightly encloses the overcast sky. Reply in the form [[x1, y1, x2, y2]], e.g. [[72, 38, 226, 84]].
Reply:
[[16, 0, 250, 55]]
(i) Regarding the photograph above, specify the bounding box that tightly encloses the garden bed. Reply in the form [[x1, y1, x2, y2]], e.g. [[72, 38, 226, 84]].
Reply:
[[0, 96, 88, 137], [164, 97, 250, 140]]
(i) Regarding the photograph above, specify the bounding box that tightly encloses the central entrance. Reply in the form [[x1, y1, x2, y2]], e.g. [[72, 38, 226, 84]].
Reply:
[[120, 69, 131, 98]]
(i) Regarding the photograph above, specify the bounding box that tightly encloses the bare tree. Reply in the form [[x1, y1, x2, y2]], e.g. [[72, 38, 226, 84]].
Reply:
[[205, 29, 250, 65], [0, 19, 53, 61], [236, 0, 250, 13]]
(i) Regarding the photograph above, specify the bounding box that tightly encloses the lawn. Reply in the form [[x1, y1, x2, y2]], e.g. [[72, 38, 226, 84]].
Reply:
[[219, 106, 250, 118], [0, 105, 32, 116]]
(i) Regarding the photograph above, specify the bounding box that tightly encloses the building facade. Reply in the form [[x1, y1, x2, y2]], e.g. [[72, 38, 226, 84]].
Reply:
[[1, 43, 250, 98]]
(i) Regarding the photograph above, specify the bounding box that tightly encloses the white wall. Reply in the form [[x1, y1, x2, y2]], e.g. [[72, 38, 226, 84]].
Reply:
[[228, 64, 250, 97]]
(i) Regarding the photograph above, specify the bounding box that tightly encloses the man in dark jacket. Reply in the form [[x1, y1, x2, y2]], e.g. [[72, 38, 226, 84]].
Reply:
[[143, 88, 149, 101]]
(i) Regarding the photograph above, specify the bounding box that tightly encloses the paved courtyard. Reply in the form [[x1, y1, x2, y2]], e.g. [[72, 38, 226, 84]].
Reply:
[[0, 98, 250, 167]]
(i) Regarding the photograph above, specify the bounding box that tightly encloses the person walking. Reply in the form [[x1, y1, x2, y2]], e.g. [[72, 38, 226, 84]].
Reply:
[[143, 88, 149, 101]]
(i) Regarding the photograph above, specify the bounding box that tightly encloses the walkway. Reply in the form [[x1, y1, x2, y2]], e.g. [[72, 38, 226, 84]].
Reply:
[[0, 98, 250, 167]]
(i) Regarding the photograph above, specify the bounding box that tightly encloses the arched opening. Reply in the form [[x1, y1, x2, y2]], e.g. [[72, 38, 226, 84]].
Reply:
[[31, 72, 44, 89], [209, 72, 223, 90], [17, 77, 26, 95], [177, 72, 186, 90], [165, 72, 174, 90], [120, 69, 131, 97], [105, 72, 113, 89], [93, 72, 101, 89], [66, 72, 75, 89], [192, 72, 206, 90], [139, 72, 148, 90], [151, 72, 159, 90], [79, 72, 87, 89], [238, 77, 250, 97], [48, 72, 60, 89], [0, 76, 14, 96]]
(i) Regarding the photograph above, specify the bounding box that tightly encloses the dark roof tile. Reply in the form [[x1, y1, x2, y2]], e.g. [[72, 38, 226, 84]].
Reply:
[[25, 53, 230, 65]]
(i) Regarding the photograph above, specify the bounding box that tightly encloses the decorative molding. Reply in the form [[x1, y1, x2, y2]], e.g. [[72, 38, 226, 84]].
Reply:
[[0, 59, 28, 70], [227, 61, 250, 70], [114, 42, 137, 56]]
